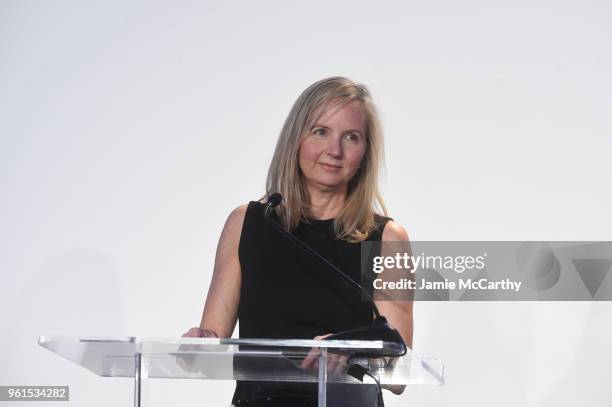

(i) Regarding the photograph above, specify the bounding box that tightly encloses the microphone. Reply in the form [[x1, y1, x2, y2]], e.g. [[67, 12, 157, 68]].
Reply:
[[264, 192, 282, 218], [263, 193, 407, 358]]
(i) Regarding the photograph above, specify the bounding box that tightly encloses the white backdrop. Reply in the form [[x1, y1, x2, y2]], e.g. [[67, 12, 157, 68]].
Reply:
[[1, 1, 611, 406]]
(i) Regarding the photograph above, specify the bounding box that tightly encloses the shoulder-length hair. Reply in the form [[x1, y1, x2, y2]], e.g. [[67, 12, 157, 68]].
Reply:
[[265, 77, 387, 242]]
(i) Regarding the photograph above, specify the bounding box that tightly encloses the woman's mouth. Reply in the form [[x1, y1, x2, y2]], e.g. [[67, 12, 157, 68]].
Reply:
[[319, 163, 342, 171]]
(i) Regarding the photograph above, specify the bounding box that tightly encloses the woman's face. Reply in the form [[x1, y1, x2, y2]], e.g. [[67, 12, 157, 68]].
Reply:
[[298, 100, 367, 194]]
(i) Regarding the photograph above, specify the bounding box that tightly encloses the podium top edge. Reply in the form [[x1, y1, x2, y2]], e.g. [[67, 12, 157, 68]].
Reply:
[[37, 335, 387, 349]]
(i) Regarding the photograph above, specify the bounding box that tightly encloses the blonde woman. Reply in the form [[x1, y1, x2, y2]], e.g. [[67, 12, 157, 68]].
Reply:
[[184, 77, 413, 407]]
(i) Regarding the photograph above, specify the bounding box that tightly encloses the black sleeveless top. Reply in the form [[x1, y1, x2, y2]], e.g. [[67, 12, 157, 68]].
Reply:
[[232, 201, 391, 406]]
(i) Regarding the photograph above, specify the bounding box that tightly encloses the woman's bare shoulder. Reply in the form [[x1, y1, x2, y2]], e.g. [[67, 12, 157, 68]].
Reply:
[[222, 204, 249, 237], [381, 220, 410, 242], [229, 203, 249, 221]]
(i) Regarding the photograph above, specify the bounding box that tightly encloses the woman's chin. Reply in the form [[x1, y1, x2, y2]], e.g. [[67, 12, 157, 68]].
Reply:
[[306, 178, 349, 192]]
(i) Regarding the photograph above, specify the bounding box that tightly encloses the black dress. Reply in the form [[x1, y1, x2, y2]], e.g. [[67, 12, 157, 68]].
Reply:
[[231, 201, 391, 407]]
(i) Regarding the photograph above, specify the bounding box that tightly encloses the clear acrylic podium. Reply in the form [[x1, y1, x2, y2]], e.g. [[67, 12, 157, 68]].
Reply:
[[39, 336, 444, 407]]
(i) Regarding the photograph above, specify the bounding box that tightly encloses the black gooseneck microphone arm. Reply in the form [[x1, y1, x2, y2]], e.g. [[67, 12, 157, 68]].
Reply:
[[263, 193, 407, 357], [264, 194, 382, 319]]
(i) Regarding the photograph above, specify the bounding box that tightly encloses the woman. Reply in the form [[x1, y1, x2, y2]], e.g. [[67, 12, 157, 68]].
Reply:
[[184, 77, 413, 406]]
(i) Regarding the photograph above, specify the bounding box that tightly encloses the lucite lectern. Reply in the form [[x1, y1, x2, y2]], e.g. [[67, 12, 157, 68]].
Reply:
[[39, 336, 444, 407]]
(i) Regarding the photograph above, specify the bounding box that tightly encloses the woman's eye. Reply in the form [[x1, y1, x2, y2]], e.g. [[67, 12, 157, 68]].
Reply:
[[345, 133, 360, 142], [314, 128, 326, 136]]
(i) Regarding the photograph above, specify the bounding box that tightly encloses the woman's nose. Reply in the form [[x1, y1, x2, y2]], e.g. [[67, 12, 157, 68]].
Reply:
[[324, 136, 343, 158]]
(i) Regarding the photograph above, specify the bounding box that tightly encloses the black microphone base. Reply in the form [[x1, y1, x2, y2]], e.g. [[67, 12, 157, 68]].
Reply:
[[324, 317, 407, 357]]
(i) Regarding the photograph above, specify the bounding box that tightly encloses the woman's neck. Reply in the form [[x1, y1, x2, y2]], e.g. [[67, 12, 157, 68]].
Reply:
[[306, 187, 347, 220]]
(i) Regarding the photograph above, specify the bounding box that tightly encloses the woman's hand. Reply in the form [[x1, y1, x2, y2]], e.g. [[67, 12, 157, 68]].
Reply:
[[176, 327, 219, 372], [182, 327, 219, 338], [178, 327, 219, 358], [299, 334, 350, 376]]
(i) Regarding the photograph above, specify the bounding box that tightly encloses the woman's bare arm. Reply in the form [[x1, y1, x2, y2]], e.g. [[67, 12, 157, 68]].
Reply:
[[376, 220, 414, 394], [185, 204, 246, 338]]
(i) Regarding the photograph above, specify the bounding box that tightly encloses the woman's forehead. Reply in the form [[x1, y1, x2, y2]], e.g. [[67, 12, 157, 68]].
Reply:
[[308, 99, 366, 130]]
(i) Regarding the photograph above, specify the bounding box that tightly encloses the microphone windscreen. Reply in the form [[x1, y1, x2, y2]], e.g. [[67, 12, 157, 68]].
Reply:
[[267, 193, 283, 208]]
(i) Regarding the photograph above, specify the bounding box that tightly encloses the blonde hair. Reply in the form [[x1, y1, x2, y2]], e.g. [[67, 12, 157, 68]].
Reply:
[[265, 77, 387, 242]]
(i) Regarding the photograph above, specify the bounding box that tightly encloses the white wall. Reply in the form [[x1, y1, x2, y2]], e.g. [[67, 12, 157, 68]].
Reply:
[[1, 1, 610, 406]]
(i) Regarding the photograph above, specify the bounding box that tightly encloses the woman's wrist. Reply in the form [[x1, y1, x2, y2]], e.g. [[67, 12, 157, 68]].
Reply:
[[196, 327, 220, 338]]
